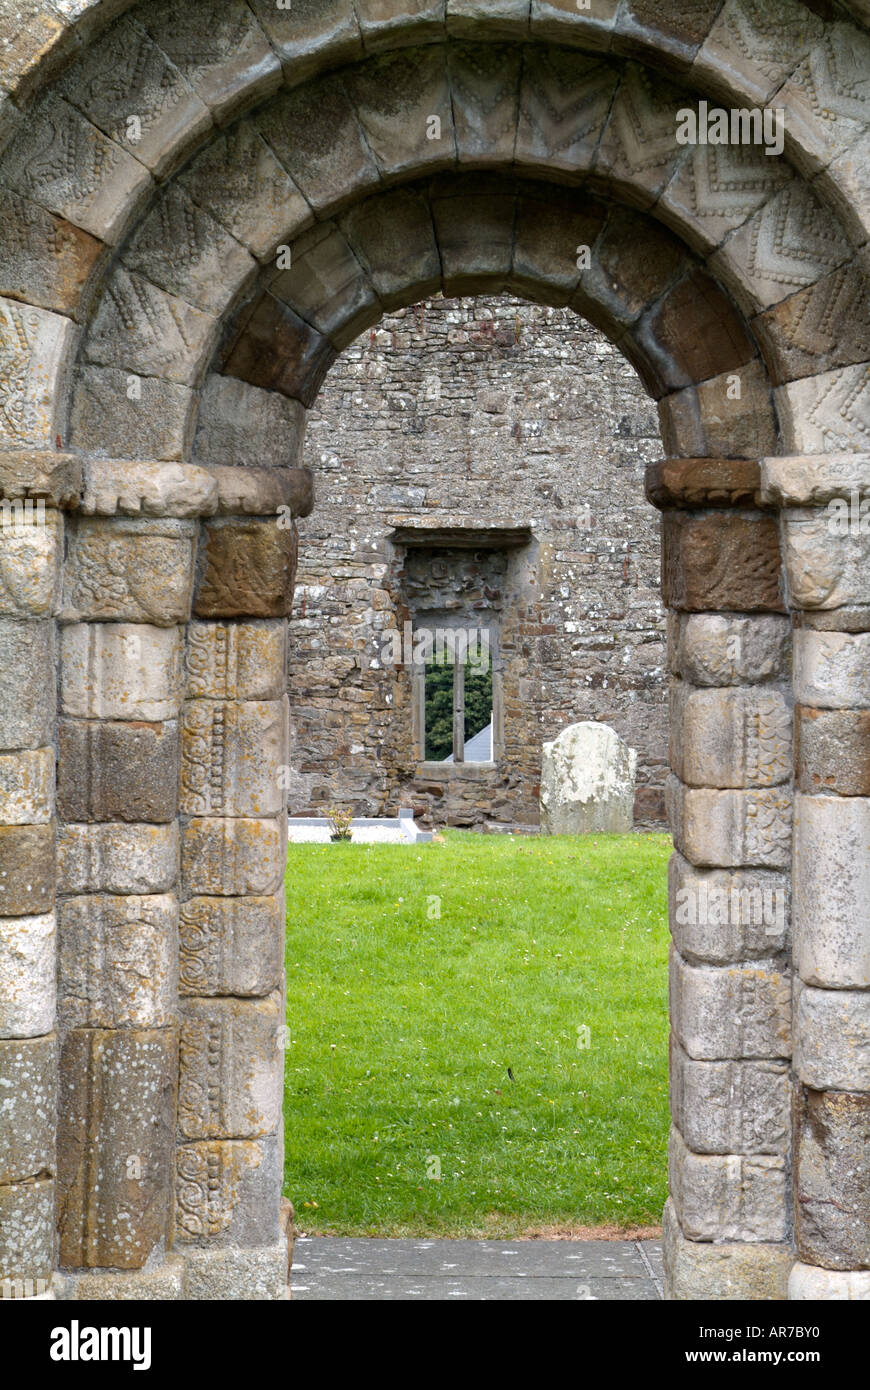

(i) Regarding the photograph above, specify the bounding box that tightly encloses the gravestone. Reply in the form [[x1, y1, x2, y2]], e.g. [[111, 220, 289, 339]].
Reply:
[[540, 723, 637, 835]]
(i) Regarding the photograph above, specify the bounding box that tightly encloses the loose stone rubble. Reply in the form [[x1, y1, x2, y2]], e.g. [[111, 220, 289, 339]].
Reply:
[[0, 0, 867, 1302]]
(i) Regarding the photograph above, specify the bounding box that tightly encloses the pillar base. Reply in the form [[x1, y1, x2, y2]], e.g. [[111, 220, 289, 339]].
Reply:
[[663, 1199, 793, 1300]]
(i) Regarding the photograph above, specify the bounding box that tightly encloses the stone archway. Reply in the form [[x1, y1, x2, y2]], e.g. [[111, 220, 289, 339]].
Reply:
[[0, 0, 868, 1301]]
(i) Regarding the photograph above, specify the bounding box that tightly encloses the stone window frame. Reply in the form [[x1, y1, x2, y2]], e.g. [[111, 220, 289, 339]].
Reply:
[[412, 619, 503, 772]]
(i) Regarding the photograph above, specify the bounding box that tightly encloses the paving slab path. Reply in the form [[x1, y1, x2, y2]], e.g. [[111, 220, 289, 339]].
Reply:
[[290, 1237, 664, 1301]]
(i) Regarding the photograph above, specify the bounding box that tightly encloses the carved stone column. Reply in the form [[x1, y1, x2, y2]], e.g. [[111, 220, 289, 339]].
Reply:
[[0, 455, 67, 1300], [761, 455, 870, 1301], [648, 459, 796, 1300]]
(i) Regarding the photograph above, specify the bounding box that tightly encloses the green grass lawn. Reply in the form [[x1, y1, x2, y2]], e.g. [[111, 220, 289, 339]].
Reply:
[[283, 829, 671, 1237]]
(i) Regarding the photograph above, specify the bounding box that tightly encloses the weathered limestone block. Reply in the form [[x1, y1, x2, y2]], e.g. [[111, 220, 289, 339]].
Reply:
[[65, 517, 196, 625], [446, 42, 522, 166], [760, 453, 870, 509], [57, 822, 179, 896], [175, 1135, 282, 1247], [60, 623, 184, 721], [669, 852, 789, 963], [0, 296, 76, 449], [0, 187, 106, 318], [195, 519, 297, 619], [646, 457, 760, 510], [670, 947, 791, 1061], [79, 463, 217, 522], [668, 776, 792, 869], [2, 92, 153, 244], [670, 1038, 791, 1154], [530, 0, 619, 48], [639, 270, 756, 393], [669, 684, 791, 788], [0, 1178, 54, 1282], [663, 1199, 791, 1301], [794, 630, 870, 709], [58, 895, 177, 1031], [178, 994, 283, 1140], [658, 362, 779, 460], [138, 0, 281, 124], [339, 187, 442, 311], [795, 981, 870, 1093], [0, 507, 61, 617], [711, 184, 851, 318], [755, 261, 870, 386], [57, 14, 213, 179], [0, 1034, 56, 1183], [193, 375, 307, 470], [271, 223, 381, 351], [658, 140, 789, 255], [177, 119, 312, 262], [0, 748, 53, 824], [0, 823, 55, 916], [247, 0, 362, 80], [0, 911, 55, 1038], [179, 895, 284, 998], [776, 365, 870, 456], [182, 817, 286, 897], [796, 707, 870, 796], [0, 619, 54, 750], [60, 1256, 186, 1301], [223, 294, 336, 408], [84, 267, 218, 387], [346, 46, 455, 181], [591, 63, 686, 209], [447, 0, 530, 38], [256, 73, 379, 214], [356, 0, 446, 49], [515, 48, 617, 181], [431, 185, 515, 295], [183, 1240, 289, 1300], [180, 700, 285, 818], [540, 722, 637, 833], [668, 1128, 788, 1243], [576, 205, 684, 330], [57, 1028, 176, 1270], [58, 719, 180, 823], [209, 467, 314, 520], [789, 1262, 870, 1301], [781, 511, 870, 610], [510, 187, 605, 306], [822, 126, 870, 246], [795, 1088, 870, 1271], [70, 367, 195, 462], [613, 0, 723, 69], [776, 23, 870, 178], [122, 185, 257, 318], [662, 512, 785, 612], [794, 794, 870, 989], [692, 0, 823, 107], [186, 621, 287, 702], [668, 613, 791, 686], [0, 451, 81, 506]]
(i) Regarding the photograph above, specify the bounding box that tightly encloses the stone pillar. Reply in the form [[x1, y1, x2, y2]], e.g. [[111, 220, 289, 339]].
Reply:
[[648, 460, 796, 1299], [762, 455, 870, 1301], [54, 514, 193, 1283], [176, 514, 293, 1300], [0, 488, 62, 1300]]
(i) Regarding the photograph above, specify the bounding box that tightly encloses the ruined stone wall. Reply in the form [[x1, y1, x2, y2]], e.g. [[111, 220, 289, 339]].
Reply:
[[290, 294, 668, 830]]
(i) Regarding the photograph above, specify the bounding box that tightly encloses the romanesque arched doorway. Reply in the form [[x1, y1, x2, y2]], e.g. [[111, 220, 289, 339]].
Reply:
[[0, 0, 868, 1301]]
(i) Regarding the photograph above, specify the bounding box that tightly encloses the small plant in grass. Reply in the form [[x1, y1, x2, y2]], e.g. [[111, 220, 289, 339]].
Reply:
[[326, 805, 354, 841]]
